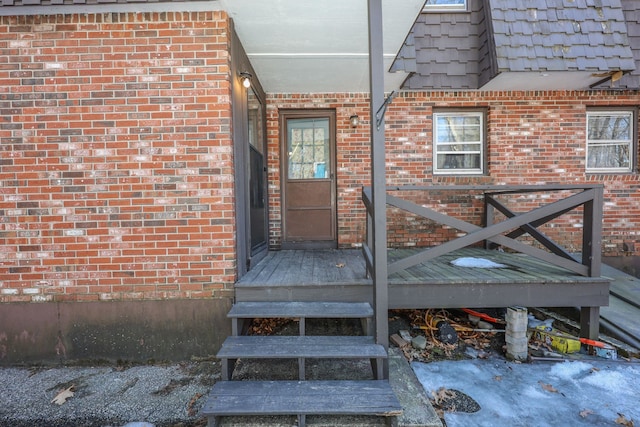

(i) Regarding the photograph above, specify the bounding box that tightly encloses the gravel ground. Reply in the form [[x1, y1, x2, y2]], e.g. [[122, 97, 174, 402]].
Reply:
[[0, 318, 383, 427], [0, 361, 219, 427], [0, 315, 444, 427]]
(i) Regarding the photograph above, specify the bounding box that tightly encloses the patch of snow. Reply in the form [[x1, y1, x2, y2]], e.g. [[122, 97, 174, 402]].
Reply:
[[412, 358, 640, 427], [451, 257, 507, 269]]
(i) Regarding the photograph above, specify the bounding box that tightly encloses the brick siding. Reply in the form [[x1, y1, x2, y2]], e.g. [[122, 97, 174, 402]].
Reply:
[[0, 12, 236, 303], [267, 91, 640, 257]]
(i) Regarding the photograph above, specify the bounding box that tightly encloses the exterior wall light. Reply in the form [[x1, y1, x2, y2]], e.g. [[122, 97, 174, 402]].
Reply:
[[239, 71, 252, 89], [349, 114, 360, 128]]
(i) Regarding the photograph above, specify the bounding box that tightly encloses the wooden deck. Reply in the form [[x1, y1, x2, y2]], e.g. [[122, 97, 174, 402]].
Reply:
[[235, 247, 610, 310]]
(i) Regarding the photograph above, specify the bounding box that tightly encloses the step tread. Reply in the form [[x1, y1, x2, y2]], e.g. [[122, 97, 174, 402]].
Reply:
[[228, 301, 373, 319], [217, 335, 387, 359], [202, 380, 402, 417]]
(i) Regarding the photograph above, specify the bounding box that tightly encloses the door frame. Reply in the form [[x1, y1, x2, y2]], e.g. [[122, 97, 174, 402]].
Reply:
[[231, 23, 268, 278], [279, 109, 337, 250]]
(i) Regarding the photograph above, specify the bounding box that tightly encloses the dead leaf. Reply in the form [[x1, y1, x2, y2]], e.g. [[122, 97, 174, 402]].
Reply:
[[612, 70, 624, 82], [538, 381, 558, 393], [579, 409, 594, 418], [335, 263, 345, 268], [493, 375, 502, 381], [591, 70, 624, 81], [187, 392, 204, 417], [615, 413, 634, 426], [51, 386, 74, 405], [430, 387, 456, 406], [248, 318, 292, 335]]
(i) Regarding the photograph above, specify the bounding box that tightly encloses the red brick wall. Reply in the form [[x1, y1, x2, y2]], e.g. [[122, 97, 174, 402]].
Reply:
[[267, 90, 640, 257], [0, 12, 236, 303]]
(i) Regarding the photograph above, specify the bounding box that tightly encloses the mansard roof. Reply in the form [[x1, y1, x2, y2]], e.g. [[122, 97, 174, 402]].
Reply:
[[393, 0, 638, 90]]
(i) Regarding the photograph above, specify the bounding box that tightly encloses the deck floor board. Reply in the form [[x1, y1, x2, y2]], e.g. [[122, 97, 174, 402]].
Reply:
[[238, 248, 605, 287], [239, 249, 371, 287], [236, 248, 610, 311]]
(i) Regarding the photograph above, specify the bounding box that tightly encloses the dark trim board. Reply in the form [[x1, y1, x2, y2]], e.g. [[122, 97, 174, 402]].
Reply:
[[389, 280, 609, 309], [235, 278, 609, 309], [236, 274, 609, 309]]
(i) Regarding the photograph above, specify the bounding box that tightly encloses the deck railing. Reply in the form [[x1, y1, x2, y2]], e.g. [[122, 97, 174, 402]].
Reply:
[[362, 184, 604, 278]]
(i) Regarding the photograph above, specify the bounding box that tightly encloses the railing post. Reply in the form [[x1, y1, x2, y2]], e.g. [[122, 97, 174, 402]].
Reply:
[[582, 187, 603, 277], [483, 193, 495, 249], [367, 211, 372, 244]]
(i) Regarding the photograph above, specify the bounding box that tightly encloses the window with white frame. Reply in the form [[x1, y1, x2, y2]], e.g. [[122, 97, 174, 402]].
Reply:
[[423, 0, 467, 12], [433, 111, 485, 174], [586, 110, 635, 173]]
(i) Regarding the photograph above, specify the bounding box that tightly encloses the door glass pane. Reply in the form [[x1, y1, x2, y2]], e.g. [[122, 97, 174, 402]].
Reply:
[[287, 118, 330, 179], [248, 88, 263, 153], [250, 146, 266, 252], [247, 87, 266, 254]]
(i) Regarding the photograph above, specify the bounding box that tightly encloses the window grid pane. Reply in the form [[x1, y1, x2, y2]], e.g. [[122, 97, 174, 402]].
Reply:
[[424, 0, 467, 10], [288, 118, 330, 180], [586, 111, 633, 173], [434, 112, 483, 174]]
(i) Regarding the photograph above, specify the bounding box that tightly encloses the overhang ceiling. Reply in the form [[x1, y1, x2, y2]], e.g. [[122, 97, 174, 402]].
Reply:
[[219, 0, 426, 93]]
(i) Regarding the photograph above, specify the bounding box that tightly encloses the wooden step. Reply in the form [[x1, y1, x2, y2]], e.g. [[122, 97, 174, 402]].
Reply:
[[218, 335, 387, 380], [218, 335, 386, 359], [202, 380, 402, 427], [228, 301, 373, 319], [228, 301, 374, 335]]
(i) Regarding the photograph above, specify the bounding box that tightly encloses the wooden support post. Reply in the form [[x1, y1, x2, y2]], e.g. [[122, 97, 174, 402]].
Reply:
[[372, 357, 385, 380], [221, 358, 235, 381], [387, 416, 399, 427], [299, 358, 305, 381], [299, 316, 306, 379], [580, 306, 600, 340], [368, 0, 389, 378], [231, 318, 240, 336], [362, 316, 373, 336], [299, 317, 306, 336]]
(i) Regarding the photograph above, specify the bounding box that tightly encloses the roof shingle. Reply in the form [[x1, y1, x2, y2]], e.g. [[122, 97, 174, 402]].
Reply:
[[489, 0, 635, 73]]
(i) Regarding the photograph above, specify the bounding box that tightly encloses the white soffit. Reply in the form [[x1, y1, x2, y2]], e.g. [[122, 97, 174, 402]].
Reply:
[[220, 0, 425, 93], [480, 71, 611, 91]]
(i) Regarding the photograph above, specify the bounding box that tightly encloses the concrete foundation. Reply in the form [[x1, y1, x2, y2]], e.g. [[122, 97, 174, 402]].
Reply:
[[0, 298, 232, 366]]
